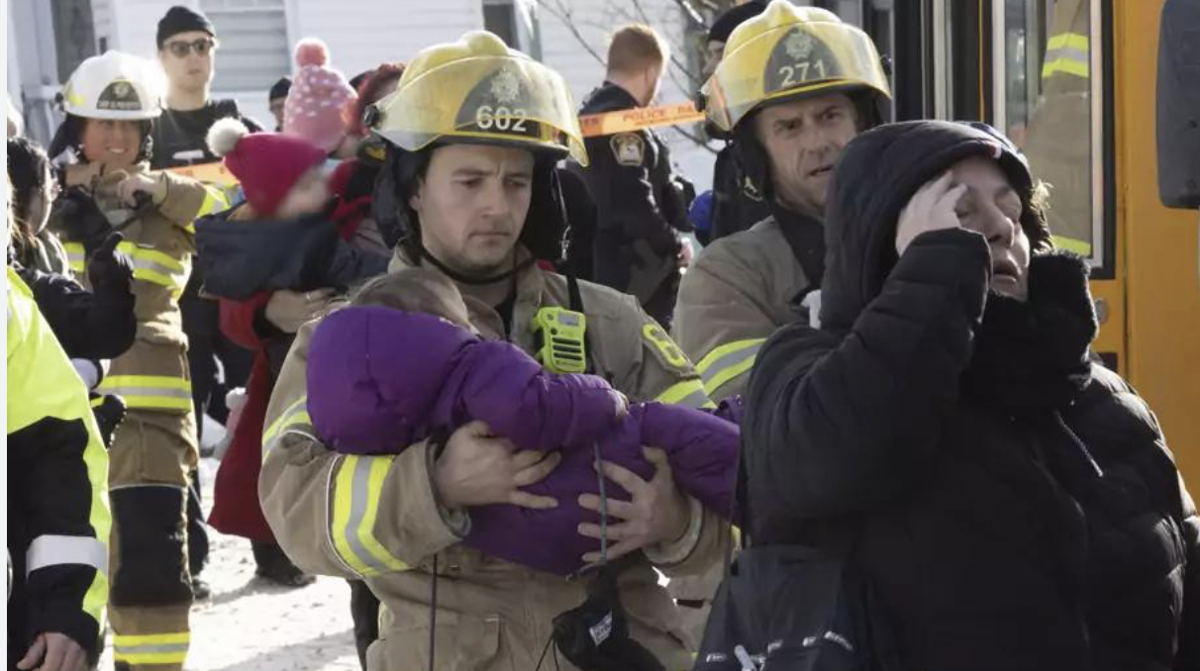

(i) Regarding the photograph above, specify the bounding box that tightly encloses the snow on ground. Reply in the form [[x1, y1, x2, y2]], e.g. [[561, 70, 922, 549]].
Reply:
[[100, 457, 362, 671]]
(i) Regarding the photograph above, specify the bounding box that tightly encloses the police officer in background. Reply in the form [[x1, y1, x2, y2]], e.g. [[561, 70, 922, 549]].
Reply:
[[702, 1, 770, 244], [150, 5, 261, 598], [573, 24, 695, 329]]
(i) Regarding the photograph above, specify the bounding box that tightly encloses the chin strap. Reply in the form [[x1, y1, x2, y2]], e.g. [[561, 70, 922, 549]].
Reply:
[[419, 247, 534, 286]]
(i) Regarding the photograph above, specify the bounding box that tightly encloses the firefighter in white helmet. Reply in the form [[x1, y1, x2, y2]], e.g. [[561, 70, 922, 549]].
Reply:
[[47, 50, 228, 671]]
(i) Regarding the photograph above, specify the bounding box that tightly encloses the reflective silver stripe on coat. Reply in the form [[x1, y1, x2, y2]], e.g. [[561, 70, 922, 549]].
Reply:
[[26, 535, 108, 575], [343, 457, 395, 575]]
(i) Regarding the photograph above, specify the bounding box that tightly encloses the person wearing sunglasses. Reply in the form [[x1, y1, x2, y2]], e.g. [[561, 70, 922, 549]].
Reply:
[[149, 5, 269, 602], [151, 5, 264, 170]]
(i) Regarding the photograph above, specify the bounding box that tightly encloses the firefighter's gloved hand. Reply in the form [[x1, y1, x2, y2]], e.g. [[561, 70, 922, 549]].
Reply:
[[659, 176, 696, 234], [91, 394, 127, 449], [52, 187, 113, 252], [87, 233, 134, 292]]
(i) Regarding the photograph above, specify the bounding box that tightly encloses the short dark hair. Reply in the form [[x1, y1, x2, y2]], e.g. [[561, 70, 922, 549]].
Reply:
[[606, 24, 668, 76]]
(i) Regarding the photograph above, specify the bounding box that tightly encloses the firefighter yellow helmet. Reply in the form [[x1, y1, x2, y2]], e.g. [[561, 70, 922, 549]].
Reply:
[[369, 31, 588, 165], [703, 0, 891, 132], [60, 51, 165, 121]]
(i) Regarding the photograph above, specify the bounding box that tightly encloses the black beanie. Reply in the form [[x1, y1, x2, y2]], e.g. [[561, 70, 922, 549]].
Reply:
[[708, 1, 766, 44], [157, 6, 215, 48], [268, 77, 292, 102]]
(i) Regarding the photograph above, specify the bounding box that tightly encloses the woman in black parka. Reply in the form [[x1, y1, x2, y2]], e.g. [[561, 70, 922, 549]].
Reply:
[[743, 120, 1199, 671]]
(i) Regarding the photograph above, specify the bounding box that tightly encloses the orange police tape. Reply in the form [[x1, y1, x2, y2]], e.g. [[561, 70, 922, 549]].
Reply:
[[579, 101, 704, 137], [156, 101, 706, 186]]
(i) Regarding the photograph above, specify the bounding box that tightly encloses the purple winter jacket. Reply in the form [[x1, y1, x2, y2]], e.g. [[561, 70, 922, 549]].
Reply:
[[306, 306, 739, 576]]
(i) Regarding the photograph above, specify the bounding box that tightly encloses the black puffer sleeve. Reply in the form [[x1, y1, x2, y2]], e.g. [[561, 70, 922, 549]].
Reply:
[[743, 228, 990, 536], [20, 267, 136, 361]]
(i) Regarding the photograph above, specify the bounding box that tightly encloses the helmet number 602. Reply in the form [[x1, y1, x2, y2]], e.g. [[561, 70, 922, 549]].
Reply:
[[476, 105, 528, 132], [778, 59, 827, 88]]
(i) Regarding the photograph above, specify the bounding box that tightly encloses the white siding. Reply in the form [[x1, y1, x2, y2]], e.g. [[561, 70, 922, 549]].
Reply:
[[92, 0, 115, 51], [289, 0, 483, 81], [90, 0, 716, 187], [109, 0, 199, 58]]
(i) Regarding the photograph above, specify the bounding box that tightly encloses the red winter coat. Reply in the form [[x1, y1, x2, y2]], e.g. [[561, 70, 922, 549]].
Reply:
[[207, 292, 276, 541], [208, 159, 377, 541]]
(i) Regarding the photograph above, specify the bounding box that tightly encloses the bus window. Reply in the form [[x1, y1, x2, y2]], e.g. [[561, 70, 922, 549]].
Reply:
[[999, 0, 1101, 261]]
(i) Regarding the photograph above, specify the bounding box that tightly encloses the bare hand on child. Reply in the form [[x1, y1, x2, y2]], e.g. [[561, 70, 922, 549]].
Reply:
[[435, 421, 561, 510], [577, 447, 690, 562], [265, 289, 335, 333]]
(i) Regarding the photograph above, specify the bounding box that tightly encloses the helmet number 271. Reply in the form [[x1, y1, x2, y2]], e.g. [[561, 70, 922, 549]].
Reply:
[[778, 59, 828, 88]]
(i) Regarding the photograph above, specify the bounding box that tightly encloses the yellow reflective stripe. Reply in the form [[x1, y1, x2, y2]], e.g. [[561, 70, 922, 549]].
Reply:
[[99, 375, 190, 391], [1042, 32, 1089, 79], [90, 396, 104, 408], [113, 632, 189, 665], [655, 379, 716, 409], [357, 457, 410, 572], [116, 242, 188, 289], [113, 633, 190, 646], [64, 242, 86, 274], [1052, 235, 1093, 256], [262, 396, 311, 460], [1042, 57, 1089, 79], [695, 338, 765, 397], [1047, 32, 1089, 52], [642, 323, 689, 369], [330, 455, 410, 576], [186, 187, 229, 234], [98, 375, 192, 411], [116, 242, 184, 272]]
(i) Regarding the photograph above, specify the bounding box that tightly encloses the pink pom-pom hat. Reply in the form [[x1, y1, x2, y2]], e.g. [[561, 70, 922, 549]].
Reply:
[[283, 38, 358, 154]]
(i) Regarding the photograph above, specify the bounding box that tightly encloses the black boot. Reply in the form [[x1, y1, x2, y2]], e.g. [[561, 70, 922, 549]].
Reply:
[[252, 541, 315, 588]]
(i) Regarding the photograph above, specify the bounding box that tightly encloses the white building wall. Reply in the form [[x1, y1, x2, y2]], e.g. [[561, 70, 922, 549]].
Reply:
[[91, 0, 116, 51], [19, 0, 715, 185]]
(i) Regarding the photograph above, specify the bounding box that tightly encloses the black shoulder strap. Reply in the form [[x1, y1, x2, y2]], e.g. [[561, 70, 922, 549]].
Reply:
[[564, 273, 600, 377]]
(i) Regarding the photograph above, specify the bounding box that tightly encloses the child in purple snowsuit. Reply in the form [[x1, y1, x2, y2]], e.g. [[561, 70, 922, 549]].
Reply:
[[306, 268, 738, 576]]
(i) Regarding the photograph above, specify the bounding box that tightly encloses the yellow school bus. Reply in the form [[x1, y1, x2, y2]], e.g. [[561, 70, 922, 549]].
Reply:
[[871, 0, 1200, 485]]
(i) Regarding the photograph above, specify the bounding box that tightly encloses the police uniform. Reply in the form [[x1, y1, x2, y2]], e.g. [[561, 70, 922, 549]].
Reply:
[[574, 82, 693, 328], [257, 31, 727, 670], [7, 267, 112, 669], [52, 51, 229, 671]]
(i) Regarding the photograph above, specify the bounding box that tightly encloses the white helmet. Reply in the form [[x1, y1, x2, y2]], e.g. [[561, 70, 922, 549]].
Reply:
[[60, 51, 165, 120]]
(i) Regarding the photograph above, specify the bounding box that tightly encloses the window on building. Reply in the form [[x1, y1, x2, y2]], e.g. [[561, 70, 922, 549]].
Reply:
[[482, 0, 541, 57], [484, 0, 518, 48], [51, 0, 98, 82], [200, 0, 290, 92]]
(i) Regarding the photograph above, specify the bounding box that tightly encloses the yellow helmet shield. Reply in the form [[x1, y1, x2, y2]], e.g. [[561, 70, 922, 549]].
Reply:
[[704, 2, 891, 132], [371, 31, 588, 165]]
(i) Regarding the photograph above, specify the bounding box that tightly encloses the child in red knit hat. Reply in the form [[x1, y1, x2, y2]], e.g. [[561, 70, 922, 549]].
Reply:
[[206, 118, 328, 219], [192, 118, 389, 300]]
